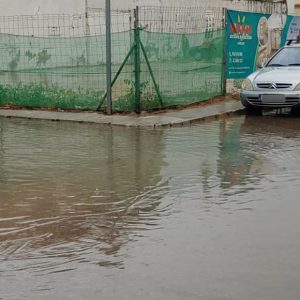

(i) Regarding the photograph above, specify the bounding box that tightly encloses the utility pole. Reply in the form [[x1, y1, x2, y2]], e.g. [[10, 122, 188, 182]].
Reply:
[[106, 0, 112, 115]]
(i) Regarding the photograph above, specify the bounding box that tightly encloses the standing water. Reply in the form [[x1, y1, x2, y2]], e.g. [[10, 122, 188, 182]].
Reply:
[[1, 115, 300, 300]]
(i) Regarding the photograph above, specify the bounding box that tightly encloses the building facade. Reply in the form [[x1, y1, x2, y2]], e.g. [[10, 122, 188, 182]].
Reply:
[[295, 0, 300, 15]]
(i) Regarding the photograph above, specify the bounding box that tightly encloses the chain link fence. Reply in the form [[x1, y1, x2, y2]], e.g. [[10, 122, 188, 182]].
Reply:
[[3, 4, 285, 112], [0, 11, 134, 110], [136, 6, 225, 110]]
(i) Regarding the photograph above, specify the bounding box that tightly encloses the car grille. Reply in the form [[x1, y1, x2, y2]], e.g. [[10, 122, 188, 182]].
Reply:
[[256, 83, 293, 89], [245, 94, 300, 107], [248, 101, 299, 107]]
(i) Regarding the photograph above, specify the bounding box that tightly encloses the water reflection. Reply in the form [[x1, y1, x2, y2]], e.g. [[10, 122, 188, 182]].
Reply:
[[241, 115, 300, 167], [1, 115, 300, 300], [218, 115, 300, 194], [1, 116, 300, 261], [217, 117, 262, 192], [0, 119, 167, 271], [0, 119, 5, 184]]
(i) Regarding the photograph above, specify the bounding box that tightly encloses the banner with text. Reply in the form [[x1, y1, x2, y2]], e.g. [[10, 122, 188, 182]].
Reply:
[[281, 15, 300, 46], [226, 10, 290, 79]]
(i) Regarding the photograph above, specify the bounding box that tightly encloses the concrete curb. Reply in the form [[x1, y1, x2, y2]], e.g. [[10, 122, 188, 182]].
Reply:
[[0, 100, 244, 128]]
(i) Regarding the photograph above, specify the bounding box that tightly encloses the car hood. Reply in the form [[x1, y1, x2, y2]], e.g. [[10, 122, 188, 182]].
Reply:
[[250, 67, 300, 84]]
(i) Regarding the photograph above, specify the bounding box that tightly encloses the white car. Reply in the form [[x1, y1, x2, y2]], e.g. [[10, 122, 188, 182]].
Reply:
[[240, 43, 300, 114]]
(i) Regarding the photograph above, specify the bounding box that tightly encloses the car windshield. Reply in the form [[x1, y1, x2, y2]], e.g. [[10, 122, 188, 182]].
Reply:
[[267, 47, 300, 67]]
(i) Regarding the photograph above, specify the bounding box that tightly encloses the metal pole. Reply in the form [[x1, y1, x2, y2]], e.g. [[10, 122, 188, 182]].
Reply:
[[85, 0, 90, 65], [134, 6, 141, 114], [222, 8, 227, 96], [98, 44, 135, 110], [106, 0, 112, 115], [140, 41, 163, 107]]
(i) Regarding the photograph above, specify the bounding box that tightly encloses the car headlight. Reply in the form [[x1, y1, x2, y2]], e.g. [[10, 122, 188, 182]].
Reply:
[[241, 79, 254, 91], [294, 83, 300, 91]]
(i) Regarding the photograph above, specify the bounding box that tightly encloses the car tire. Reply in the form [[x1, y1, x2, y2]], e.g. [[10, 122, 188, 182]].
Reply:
[[290, 106, 300, 116], [245, 106, 263, 116]]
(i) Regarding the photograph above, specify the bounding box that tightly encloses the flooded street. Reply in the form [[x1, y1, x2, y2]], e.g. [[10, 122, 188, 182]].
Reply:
[[1, 115, 300, 300]]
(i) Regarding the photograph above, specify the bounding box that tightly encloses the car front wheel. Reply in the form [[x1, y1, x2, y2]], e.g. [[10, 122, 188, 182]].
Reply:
[[290, 106, 300, 116], [244, 105, 263, 116]]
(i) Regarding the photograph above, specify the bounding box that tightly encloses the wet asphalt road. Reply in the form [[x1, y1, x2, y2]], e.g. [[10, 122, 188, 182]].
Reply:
[[0, 114, 300, 300]]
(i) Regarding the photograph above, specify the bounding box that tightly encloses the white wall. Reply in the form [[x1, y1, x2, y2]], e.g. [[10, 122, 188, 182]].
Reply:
[[0, 0, 85, 15], [88, 0, 161, 10], [0, 0, 161, 16], [287, 0, 295, 14], [0, 0, 288, 16], [90, 0, 217, 10]]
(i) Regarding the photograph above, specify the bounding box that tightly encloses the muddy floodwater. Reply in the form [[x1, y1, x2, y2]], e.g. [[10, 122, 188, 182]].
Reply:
[[1, 115, 300, 300]]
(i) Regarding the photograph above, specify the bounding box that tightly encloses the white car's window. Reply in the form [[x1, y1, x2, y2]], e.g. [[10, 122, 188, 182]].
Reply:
[[267, 47, 300, 67]]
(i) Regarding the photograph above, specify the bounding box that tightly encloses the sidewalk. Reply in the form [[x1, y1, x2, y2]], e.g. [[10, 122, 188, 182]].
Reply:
[[0, 99, 243, 128]]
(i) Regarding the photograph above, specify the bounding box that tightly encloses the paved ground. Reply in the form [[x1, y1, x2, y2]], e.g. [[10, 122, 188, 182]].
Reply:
[[0, 100, 243, 128]]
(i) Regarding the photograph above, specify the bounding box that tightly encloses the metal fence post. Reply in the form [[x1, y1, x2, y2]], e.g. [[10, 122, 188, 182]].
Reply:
[[84, 0, 91, 65], [106, 0, 112, 115], [134, 6, 141, 114], [222, 8, 227, 96]]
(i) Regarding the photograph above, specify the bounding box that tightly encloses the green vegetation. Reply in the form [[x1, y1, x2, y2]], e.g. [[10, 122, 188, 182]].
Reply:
[[0, 84, 103, 111], [112, 80, 162, 112]]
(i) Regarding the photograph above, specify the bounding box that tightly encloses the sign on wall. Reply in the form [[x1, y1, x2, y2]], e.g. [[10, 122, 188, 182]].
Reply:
[[282, 15, 300, 45], [226, 10, 290, 79]]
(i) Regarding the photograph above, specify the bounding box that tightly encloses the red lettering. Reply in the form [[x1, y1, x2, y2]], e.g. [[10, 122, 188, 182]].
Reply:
[[230, 23, 252, 35]]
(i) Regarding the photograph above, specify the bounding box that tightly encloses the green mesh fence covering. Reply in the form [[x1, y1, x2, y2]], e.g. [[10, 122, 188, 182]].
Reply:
[[0, 30, 133, 111], [138, 29, 225, 110], [0, 8, 225, 112]]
